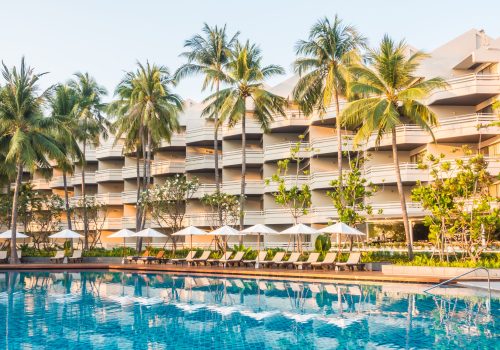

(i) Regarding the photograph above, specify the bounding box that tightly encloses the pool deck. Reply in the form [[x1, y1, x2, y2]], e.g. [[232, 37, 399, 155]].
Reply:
[[1, 262, 498, 284]]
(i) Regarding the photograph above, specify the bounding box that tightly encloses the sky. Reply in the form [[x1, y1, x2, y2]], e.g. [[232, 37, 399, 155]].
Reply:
[[0, 0, 499, 102]]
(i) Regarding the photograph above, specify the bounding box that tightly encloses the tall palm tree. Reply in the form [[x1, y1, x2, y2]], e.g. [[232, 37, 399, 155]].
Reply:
[[49, 84, 81, 230], [0, 58, 65, 263], [203, 41, 287, 230], [341, 36, 447, 260], [109, 62, 182, 250], [175, 23, 239, 223], [293, 15, 365, 201], [69, 73, 109, 250]]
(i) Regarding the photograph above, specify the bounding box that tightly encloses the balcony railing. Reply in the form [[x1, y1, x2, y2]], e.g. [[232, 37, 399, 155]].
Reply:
[[71, 172, 97, 186], [151, 160, 185, 176], [95, 169, 123, 182], [310, 171, 339, 190], [122, 166, 144, 179], [264, 175, 310, 193], [365, 125, 429, 149], [223, 149, 263, 167], [185, 154, 222, 171], [264, 142, 311, 162], [192, 184, 217, 198], [222, 119, 262, 137], [159, 132, 186, 148], [433, 113, 500, 139], [95, 193, 123, 206], [428, 73, 500, 104], [95, 141, 124, 159], [32, 178, 52, 190], [270, 110, 310, 129], [311, 135, 354, 154], [186, 127, 220, 144], [222, 180, 264, 195], [364, 163, 429, 184], [369, 201, 426, 217], [121, 190, 138, 204]]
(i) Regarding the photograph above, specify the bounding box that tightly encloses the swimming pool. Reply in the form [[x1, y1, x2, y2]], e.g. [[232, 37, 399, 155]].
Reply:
[[0, 271, 497, 349]]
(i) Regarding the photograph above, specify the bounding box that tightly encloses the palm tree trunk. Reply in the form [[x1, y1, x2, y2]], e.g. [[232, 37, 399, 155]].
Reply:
[[81, 140, 89, 250], [214, 79, 222, 226], [391, 127, 413, 260], [8, 162, 23, 264], [135, 147, 143, 252], [62, 171, 72, 230], [334, 90, 343, 204], [239, 109, 246, 234]]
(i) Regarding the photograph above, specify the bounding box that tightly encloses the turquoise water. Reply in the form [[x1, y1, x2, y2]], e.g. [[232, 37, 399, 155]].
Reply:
[[0, 271, 497, 349]]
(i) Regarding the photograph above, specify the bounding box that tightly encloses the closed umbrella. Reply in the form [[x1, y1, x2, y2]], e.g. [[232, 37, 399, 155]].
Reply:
[[278, 224, 318, 252], [172, 226, 207, 251], [108, 229, 136, 262], [133, 228, 167, 248], [241, 224, 278, 268]]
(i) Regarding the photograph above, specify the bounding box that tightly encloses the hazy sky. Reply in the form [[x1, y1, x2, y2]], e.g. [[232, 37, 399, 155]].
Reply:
[[0, 0, 498, 101]]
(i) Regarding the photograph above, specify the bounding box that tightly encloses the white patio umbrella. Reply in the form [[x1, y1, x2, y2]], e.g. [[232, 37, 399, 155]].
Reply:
[[278, 224, 318, 252], [209, 225, 245, 259], [108, 229, 136, 261], [318, 222, 366, 236], [0, 230, 29, 239], [133, 228, 167, 248], [49, 229, 83, 250], [241, 224, 278, 268], [172, 226, 207, 251]]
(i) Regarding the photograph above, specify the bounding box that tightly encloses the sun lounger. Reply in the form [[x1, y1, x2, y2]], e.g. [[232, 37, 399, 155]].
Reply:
[[190, 251, 211, 266], [336, 252, 365, 271], [226, 251, 245, 267], [293, 252, 320, 270], [242, 251, 267, 267], [17, 250, 23, 263], [171, 251, 195, 265], [139, 250, 166, 264], [68, 250, 83, 263], [207, 252, 232, 266], [0, 251, 7, 263], [311, 252, 337, 270], [276, 252, 301, 269], [260, 252, 285, 268], [126, 250, 150, 264], [50, 250, 66, 264]]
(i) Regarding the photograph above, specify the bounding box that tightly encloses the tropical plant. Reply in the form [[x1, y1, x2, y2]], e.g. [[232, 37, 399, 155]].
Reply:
[[49, 84, 81, 229], [293, 15, 366, 203], [109, 62, 183, 250], [0, 58, 65, 262], [71, 196, 108, 250], [341, 36, 448, 260], [69, 72, 109, 250], [203, 40, 287, 229], [175, 23, 239, 204], [201, 191, 240, 228]]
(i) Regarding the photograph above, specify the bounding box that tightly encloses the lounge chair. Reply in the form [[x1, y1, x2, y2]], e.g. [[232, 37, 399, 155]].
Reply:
[[68, 250, 83, 263], [226, 251, 245, 267], [0, 251, 7, 263], [171, 251, 195, 265], [293, 252, 320, 270], [50, 250, 66, 264], [17, 250, 23, 263], [242, 251, 267, 267], [311, 252, 337, 270], [336, 252, 365, 271], [260, 252, 285, 268], [190, 251, 211, 266], [126, 250, 150, 264], [139, 250, 166, 264], [276, 252, 301, 269], [207, 252, 232, 266]]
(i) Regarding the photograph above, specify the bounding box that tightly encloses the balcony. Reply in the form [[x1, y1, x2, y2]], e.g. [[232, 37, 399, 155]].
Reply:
[[122, 216, 152, 229], [49, 176, 68, 189], [79, 143, 97, 162], [364, 163, 429, 184], [369, 201, 426, 218], [433, 113, 500, 141], [71, 172, 97, 186], [222, 119, 262, 138], [122, 166, 144, 179], [365, 125, 429, 150], [95, 169, 123, 182], [101, 218, 123, 230], [223, 149, 263, 167], [96, 140, 124, 159], [121, 190, 138, 204], [222, 180, 264, 195], [69, 195, 95, 206], [311, 135, 354, 155], [264, 175, 309, 193], [32, 178, 52, 190], [192, 184, 217, 198], [433, 156, 500, 178], [427, 74, 500, 105], [159, 132, 186, 148], [310, 171, 338, 190], [264, 208, 311, 225], [185, 155, 222, 172], [186, 127, 220, 144], [310, 206, 339, 223], [270, 110, 310, 130], [264, 142, 311, 162], [95, 193, 123, 206], [184, 211, 264, 226], [151, 160, 185, 176]]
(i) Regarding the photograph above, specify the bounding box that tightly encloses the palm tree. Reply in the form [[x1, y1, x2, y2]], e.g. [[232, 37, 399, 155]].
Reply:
[[203, 41, 287, 230], [293, 15, 365, 201], [175, 23, 239, 223], [109, 62, 182, 250], [69, 73, 109, 250], [341, 36, 447, 260], [49, 84, 81, 230], [0, 58, 65, 263]]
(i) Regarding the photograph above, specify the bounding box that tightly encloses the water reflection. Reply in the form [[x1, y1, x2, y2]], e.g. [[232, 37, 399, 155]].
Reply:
[[0, 271, 497, 349]]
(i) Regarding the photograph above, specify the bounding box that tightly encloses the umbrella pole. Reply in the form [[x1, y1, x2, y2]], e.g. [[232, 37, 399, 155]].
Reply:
[[256, 233, 261, 269]]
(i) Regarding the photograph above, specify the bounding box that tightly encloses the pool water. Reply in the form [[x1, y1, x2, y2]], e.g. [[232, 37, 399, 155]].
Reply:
[[0, 271, 497, 349]]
